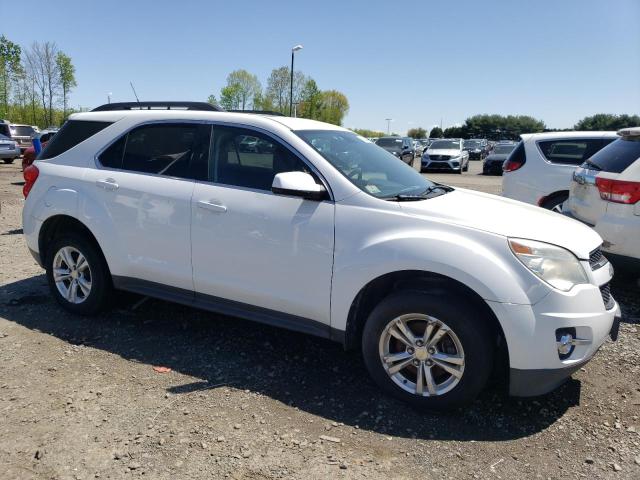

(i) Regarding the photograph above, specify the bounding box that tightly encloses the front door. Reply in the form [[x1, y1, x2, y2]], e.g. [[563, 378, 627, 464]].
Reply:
[[191, 125, 335, 327]]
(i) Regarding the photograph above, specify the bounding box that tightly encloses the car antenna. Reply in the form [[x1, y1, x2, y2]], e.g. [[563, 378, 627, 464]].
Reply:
[[130, 82, 140, 103]]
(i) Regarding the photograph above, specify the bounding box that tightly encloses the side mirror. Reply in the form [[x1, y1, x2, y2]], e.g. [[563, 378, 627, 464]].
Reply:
[[272, 171, 327, 201]]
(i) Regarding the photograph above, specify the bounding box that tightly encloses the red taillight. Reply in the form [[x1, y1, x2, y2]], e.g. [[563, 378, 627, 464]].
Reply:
[[503, 158, 524, 172], [596, 177, 640, 204], [23, 165, 39, 198]]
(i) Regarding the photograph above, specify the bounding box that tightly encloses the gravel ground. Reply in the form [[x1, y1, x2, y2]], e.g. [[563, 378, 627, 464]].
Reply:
[[1, 160, 639, 479]]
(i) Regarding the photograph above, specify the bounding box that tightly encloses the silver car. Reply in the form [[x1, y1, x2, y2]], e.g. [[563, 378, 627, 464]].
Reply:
[[0, 134, 21, 164]]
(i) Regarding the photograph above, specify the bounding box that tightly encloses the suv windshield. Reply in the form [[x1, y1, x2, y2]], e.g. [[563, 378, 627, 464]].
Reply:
[[296, 130, 435, 199], [584, 136, 640, 174], [430, 140, 460, 150], [464, 140, 481, 148], [376, 137, 403, 147]]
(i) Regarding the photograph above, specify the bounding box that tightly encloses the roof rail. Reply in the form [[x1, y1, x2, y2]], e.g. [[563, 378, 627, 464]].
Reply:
[[91, 101, 224, 112], [227, 110, 286, 116]]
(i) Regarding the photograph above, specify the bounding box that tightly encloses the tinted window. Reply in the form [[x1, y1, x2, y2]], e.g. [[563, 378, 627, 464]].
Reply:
[[0, 124, 10, 137], [211, 126, 309, 191], [585, 137, 640, 173], [10, 125, 35, 136], [430, 140, 460, 149], [40, 120, 112, 160], [537, 139, 602, 165], [113, 123, 210, 179], [376, 138, 403, 147]]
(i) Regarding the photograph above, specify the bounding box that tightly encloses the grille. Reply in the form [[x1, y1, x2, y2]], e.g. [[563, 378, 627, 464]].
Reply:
[[429, 155, 451, 161], [589, 247, 607, 270], [599, 282, 614, 310]]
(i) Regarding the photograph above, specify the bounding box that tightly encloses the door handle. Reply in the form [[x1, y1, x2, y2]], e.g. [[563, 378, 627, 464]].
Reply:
[[197, 200, 227, 213], [96, 178, 119, 191]]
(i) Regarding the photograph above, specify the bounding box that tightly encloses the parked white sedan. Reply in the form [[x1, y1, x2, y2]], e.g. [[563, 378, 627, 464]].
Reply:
[[565, 127, 640, 272]]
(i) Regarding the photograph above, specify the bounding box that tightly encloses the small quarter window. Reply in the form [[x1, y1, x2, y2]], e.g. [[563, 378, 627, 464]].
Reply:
[[40, 120, 111, 160]]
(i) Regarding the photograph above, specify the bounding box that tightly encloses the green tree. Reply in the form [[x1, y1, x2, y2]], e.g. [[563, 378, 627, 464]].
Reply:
[[429, 126, 443, 138], [443, 126, 466, 138], [225, 69, 261, 110], [317, 90, 349, 126], [574, 113, 640, 131], [407, 127, 427, 138], [352, 128, 386, 138], [298, 79, 322, 119], [207, 94, 217, 106], [56, 51, 76, 119], [0, 35, 22, 118], [265, 66, 290, 114], [219, 83, 242, 110], [463, 114, 545, 140]]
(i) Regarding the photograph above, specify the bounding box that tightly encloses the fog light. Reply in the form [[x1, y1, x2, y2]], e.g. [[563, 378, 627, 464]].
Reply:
[[557, 334, 574, 356]]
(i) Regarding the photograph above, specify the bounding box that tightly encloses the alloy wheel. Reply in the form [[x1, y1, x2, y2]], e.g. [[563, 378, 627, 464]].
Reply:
[[52, 246, 92, 304], [378, 314, 465, 396]]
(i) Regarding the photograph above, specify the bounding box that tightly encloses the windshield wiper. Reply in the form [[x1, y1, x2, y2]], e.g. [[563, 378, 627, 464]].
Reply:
[[384, 184, 454, 201]]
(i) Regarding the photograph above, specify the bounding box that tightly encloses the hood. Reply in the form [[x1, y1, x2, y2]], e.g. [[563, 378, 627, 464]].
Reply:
[[398, 188, 601, 259], [427, 148, 460, 157], [484, 154, 508, 162]]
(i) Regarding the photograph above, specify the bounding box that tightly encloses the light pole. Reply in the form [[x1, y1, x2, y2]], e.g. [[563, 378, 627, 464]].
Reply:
[[385, 118, 393, 135], [107, 92, 112, 104], [290, 45, 303, 116]]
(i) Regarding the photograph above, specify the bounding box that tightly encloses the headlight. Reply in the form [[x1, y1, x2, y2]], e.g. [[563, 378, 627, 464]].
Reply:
[[508, 238, 588, 291]]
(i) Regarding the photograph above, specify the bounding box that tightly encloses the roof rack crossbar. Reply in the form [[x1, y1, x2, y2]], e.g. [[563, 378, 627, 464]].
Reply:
[[91, 101, 224, 112]]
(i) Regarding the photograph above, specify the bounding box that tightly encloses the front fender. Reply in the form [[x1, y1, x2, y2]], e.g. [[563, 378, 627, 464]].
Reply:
[[330, 210, 549, 332]]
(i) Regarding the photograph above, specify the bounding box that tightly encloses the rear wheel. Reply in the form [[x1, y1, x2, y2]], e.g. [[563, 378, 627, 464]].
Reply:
[[542, 192, 569, 213], [46, 234, 112, 315], [2, 159, 14, 164], [362, 292, 494, 411]]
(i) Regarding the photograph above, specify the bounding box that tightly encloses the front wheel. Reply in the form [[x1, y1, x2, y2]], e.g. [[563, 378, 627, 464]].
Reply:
[[46, 234, 113, 315], [2, 158, 14, 164], [362, 292, 494, 411]]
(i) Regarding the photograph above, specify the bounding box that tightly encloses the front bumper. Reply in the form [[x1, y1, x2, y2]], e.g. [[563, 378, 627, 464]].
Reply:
[[421, 158, 462, 171], [487, 269, 620, 396]]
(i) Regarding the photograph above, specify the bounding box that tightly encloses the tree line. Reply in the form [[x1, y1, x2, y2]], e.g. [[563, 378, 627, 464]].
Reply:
[[208, 68, 350, 126], [0, 35, 77, 128], [403, 113, 640, 140]]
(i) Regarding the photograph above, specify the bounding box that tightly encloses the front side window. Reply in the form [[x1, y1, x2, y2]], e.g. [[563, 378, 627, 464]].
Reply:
[[537, 139, 602, 165], [297, 130, 435, 199], [99, 123, 210, 179], [211, 126, 309, 191]]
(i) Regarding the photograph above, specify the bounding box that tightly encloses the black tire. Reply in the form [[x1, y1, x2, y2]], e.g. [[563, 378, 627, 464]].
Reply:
[[463, 161, 469, 172], [542, 192, 569, 213], [46, 234, 113, 315], [2, 158, 13, 164], [362, 291, 494, 411]]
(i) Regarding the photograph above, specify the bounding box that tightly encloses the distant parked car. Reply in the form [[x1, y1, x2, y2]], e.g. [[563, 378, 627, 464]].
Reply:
[[9, 124, 38, 153], [421, 138, 469, 174], [375, 136, 415, 164], [463, 139, 488, 160], [21, 129, 59, 170], [502, 132, 617, 212], [0, 133, 21, 164], [565, 127, 640, 272], [482, 143, 517, 176]]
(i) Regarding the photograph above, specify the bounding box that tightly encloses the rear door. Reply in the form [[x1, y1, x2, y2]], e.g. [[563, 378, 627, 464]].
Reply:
[[84, 122, 211, 291]]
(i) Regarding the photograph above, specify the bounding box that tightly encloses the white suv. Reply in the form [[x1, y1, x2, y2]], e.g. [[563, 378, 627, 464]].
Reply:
[[566, 127, 640, 273], [22, 102, 621, 410], [502, 132, 617, 212]]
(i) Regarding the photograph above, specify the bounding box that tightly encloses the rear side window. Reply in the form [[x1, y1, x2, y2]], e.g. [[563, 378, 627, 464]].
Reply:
[[40, 120, 111, 160], [586, 137, 640, 173], [99, 123, 211, 180], [537, 139, 603, 165]]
